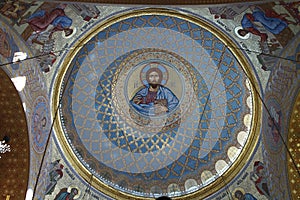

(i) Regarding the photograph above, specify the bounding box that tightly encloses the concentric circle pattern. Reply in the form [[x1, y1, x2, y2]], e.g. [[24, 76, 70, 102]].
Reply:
[[58, 11, 255, 198]]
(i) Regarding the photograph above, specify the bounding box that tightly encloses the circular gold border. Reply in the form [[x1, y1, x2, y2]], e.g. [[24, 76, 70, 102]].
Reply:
[[52, 8, 262, 200]]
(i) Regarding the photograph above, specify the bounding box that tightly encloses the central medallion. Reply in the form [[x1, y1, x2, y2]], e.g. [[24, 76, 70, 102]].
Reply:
[[108, 48, 198, 134], [129, 61, 179, 117]]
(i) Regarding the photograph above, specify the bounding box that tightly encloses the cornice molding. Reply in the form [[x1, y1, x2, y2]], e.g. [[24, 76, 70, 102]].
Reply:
[[47, 0, 261, 5]]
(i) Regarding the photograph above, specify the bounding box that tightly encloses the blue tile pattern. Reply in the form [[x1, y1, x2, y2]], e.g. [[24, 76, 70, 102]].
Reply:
[[59, 14, 251, 195]]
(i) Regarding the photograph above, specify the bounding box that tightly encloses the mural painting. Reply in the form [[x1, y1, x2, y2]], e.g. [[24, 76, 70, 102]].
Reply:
[[54, 187, 81, 200], [0, 0, 37, 26], [0, 28, 11, 59], [45, 160, 64, 195], [54, 5, 259, 198], [17, 3, 73, 73], [18, 4, 74, 39], [11, 2, 102, 74], [238, 4, 298, 71], [237, 6, 296, 43], [0, 27, 21, 70], [233, 188, 258, 200], [31, 96, 50, 153], [261, 26, 300, 199], [250, 161, 271, 199], [130, 63, 179, 117], [0, 16, 51, 199]]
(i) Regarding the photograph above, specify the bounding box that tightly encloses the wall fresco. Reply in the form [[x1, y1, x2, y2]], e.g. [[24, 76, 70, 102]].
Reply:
[[261, 31, 300, 200], [0, 15, 50, 200]]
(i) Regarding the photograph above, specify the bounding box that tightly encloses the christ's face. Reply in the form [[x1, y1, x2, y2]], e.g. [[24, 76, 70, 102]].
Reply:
[[148, 71, 160, 84]]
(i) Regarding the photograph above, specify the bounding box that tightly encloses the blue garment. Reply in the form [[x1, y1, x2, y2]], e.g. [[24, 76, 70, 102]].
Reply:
[[241, 9, 287, 34], [52, 16, 72, 29], [130, 85, 179, 116], [27, 9, 72, 30], [55, 192, 69, 200], [28, 10, 46, 20], [244, 193, 257, 200]]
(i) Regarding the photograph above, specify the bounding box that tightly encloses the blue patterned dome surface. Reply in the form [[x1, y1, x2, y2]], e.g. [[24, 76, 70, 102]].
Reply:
[[59, 12, 254, 197]]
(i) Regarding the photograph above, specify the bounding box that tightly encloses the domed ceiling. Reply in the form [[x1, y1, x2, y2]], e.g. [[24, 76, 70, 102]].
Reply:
[[53, 8, 261, 199], [0, 0, 299, 199]]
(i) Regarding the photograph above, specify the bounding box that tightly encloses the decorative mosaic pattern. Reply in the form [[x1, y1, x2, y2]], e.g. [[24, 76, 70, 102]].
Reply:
[[59, 13, 252, 196], [96, 49, 201, 154]]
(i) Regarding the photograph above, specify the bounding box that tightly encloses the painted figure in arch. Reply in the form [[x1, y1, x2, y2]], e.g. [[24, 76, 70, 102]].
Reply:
[[32, 113, 47, 145], [238, 6, 296, 42], [130, 66, 179, 116], [250, 161, 271, 199], [234, 190, 257, 200], [0, 28, 11, 58], [268, 106, 282, 144], [38, 52, 57, 73], [54, 187, 80, 200], [0, 0, 37, 25], [45, 160, 64, 195], [19, 4, 73, 38]]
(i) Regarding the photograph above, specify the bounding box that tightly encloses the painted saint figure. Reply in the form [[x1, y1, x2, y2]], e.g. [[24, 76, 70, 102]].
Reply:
[[45, 160, 64, 195], [250, 161, 271, 199], [54, 187, 79, 200], [130, 67, 179, 116], [234, 190, 257, 200], [19, 5, 73, 38], [238, 7, 295, 42], [0, 28, 11, 58]]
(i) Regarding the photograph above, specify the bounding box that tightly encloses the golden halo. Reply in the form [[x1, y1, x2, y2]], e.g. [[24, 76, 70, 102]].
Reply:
[[232, 187, 246, 200], [67, 186, 81, 199], [234, 26, 250, 40], [140, 62, 169, 86], [62, 26, 77, 39]]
